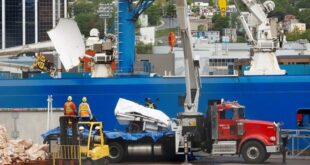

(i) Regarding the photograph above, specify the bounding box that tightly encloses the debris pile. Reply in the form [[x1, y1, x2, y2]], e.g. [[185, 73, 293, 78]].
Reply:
[[0, 125, 49, 164]]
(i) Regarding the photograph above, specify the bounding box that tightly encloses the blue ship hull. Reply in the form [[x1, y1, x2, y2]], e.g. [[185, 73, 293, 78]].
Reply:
[[1, 75, 309, 130]]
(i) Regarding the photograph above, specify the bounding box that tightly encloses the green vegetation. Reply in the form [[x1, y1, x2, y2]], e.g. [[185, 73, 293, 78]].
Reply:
[[212, 14, 229, 33], [70, 0, 114, 37], [187, 0, 193, 5], [237, 36, 247, 43], [166, 3, 176, 17], [200, 15, 206, 19], [191, 6, 200, 14], [144, 4, 161, 26], [209, 0, 214, 7], [296, 0, 310, 8], [155, 28, 178, 38], [198, 25, 206, 32], [136, 42, 153, 54], [286, 29, 310, 41], [297, 9, 310, 29]]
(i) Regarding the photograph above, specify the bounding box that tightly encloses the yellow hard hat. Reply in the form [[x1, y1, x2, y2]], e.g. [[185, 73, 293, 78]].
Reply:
[[82, 97, 87, 102], [67, 96, 72, 101]]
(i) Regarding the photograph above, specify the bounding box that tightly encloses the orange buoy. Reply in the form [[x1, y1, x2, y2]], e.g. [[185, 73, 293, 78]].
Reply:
[[168, 32, 176, 51]]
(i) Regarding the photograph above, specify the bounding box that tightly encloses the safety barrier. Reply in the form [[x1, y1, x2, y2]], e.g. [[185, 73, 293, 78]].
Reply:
[[51, 145, 81, 165], [282, 129, 310, 158]]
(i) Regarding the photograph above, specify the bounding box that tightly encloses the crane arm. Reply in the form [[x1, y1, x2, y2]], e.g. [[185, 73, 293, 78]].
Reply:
[[234, 0, 277, 48], [176, 0, 201, 114], [233, 0, 256, 44]]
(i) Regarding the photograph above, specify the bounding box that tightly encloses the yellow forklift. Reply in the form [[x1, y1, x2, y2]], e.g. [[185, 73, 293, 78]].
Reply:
[[51, 116, 109, 165]]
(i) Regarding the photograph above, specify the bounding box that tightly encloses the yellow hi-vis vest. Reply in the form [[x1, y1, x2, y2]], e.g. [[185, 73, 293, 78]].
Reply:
[[147, 103, 154, 109], [79, 103, 90, 117]]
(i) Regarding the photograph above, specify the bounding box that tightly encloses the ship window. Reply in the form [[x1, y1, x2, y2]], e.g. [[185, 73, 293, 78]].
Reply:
[[297, 109, 310, 128]]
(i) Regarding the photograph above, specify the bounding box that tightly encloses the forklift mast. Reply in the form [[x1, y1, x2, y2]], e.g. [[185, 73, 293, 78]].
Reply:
[[59, 116, 79, 145]]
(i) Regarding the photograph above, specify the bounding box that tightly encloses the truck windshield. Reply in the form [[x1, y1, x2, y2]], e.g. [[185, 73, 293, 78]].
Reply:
[[237, 108, 245, 119], [219, 108, 245, 120]]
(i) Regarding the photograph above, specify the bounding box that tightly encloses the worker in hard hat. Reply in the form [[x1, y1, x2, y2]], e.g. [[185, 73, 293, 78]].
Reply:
[[145, 98, 157, 109], [79, 97, 93, 121], [78, 126, 87, 145], [64, 96, 77, 116], [94, 126, 101, 136]]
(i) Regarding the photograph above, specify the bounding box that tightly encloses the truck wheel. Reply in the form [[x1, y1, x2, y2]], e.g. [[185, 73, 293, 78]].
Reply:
[[109, 142, 124, 163], [241, 141, 266, 164], [127, 122, 142, 133]]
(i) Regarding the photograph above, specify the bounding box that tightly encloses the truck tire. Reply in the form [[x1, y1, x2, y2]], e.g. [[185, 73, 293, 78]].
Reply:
[[241, 141, 266, 164], [109, 142, 125, 163], [127, 122, 142, 133]]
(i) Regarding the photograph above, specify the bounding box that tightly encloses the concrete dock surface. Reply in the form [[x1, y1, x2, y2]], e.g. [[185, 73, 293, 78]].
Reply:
[[112, 156, 310, 165]]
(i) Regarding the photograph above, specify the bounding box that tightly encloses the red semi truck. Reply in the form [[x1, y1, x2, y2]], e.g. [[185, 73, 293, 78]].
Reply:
[[202, 101, 281, 163], [107, 100, 282, 164]]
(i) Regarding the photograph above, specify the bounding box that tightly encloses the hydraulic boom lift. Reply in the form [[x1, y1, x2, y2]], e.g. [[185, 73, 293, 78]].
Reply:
[[172, 0, 204, 157]]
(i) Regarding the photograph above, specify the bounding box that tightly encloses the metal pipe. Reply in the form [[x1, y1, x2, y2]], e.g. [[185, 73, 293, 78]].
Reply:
[[0, 41, 54, 56], [64, 0, 67, 18], [46, 95, 51, 131], [22, 0, 26, 45], [2, 0, 6, 49], [35, 0, 38, 43]]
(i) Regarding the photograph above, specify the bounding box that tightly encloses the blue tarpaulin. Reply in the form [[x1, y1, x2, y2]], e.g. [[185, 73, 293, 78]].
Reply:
[[41, 127, 174, 142]]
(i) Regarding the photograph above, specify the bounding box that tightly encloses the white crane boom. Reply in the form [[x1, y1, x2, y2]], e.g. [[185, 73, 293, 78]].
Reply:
[[176, 0, 201, 115], [172, 0, 203, 158]]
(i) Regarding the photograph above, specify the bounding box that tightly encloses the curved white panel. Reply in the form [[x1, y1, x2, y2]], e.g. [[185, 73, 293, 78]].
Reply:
[[48, 19, 85, 71]]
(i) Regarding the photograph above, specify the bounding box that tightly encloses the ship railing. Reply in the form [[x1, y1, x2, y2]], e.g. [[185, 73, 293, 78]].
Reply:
[[281, 129, 310, 158]]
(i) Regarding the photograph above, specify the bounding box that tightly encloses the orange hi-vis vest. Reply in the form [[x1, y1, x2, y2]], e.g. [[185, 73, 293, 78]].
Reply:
[[64, 101, 76, 116], [79, 103, 91, 117]]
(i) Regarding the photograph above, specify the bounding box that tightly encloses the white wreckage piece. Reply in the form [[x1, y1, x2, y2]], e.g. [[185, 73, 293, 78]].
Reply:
[[114, 98, 171, 132]]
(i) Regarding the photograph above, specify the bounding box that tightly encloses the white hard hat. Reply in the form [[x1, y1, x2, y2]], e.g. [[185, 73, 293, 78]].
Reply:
[[90, 28, 100, 37], [95, 126, 100, 130], [79, 126, 84, 130], [67, 96, 72, 101]]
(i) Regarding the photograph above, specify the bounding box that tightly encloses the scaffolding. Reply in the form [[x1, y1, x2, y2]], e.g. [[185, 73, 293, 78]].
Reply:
[[282, 129, 310, 158]]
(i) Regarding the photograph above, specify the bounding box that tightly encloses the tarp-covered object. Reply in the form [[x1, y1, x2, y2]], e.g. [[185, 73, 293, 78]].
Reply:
[[47, 19, 85, 71], [104, 131, 174, 142], [114, 98, 171, 128], [41, 127, 174, 142]]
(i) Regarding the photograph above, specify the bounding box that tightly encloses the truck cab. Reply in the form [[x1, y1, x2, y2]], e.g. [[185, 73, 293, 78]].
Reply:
[[205, 101, 281, 163]]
